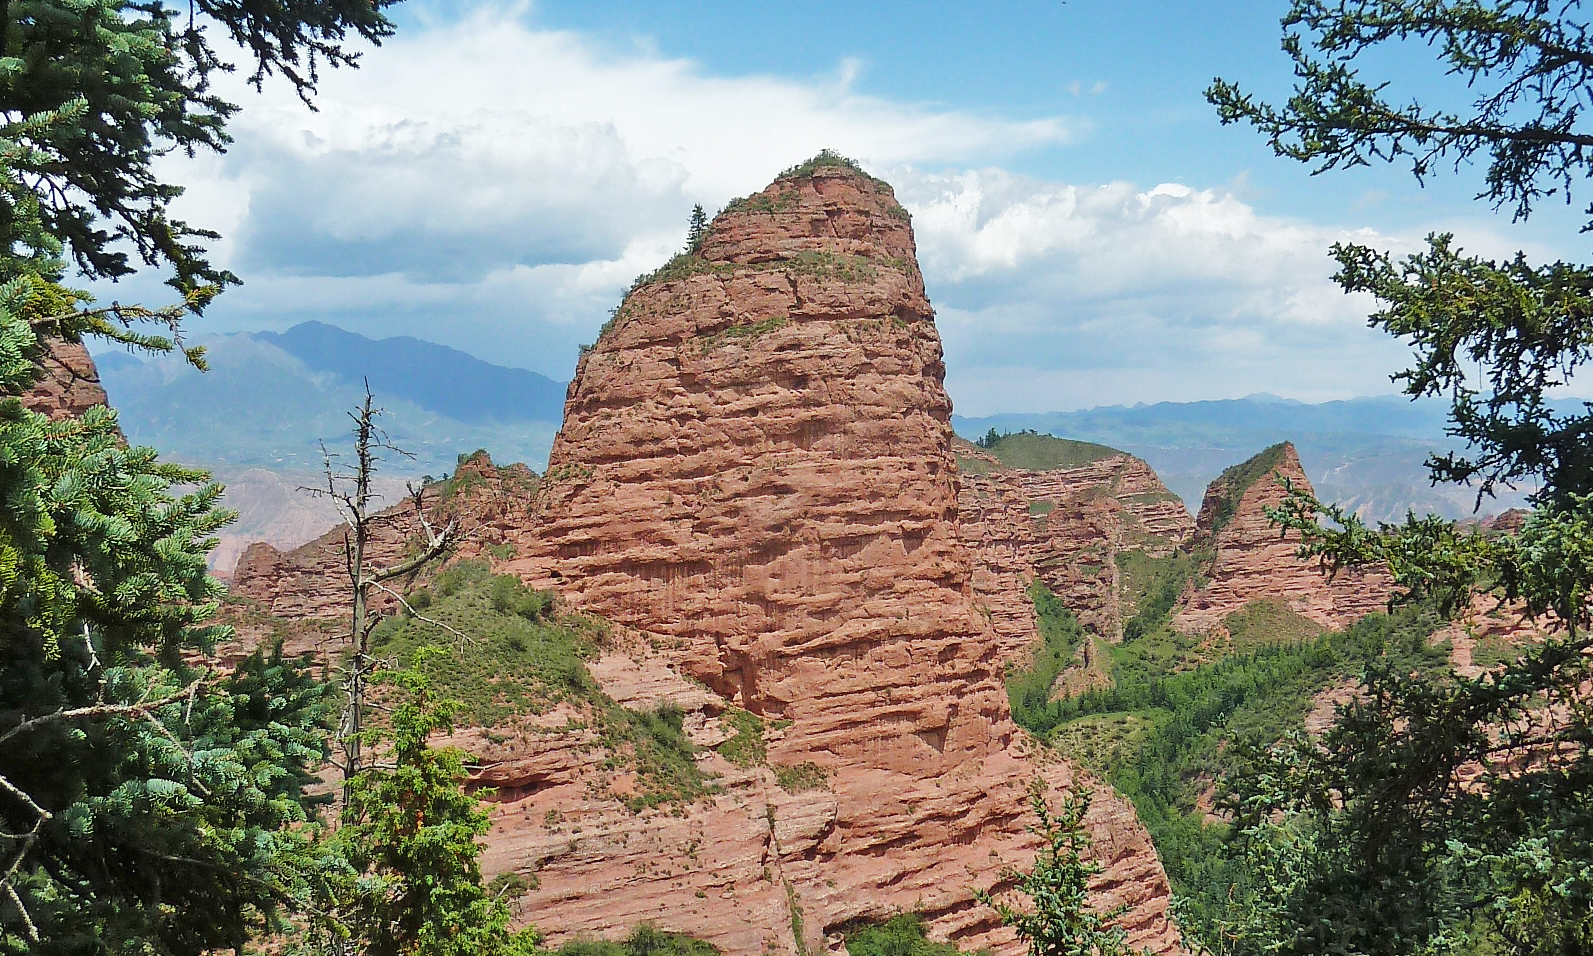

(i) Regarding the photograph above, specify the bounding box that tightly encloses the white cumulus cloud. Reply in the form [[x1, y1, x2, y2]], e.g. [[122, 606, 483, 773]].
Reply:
[[126, 3, 1507, 413]]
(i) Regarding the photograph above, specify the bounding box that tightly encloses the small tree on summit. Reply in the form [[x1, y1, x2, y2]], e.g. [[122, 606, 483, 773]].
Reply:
[[686, 204, 709, 253]]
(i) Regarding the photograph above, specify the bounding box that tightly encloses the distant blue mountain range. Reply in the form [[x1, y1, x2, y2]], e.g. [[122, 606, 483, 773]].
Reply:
[[257, 321, 567, 424], [94, 322, 565, 478]]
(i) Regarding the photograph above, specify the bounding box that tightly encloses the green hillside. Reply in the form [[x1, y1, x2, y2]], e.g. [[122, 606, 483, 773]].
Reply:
[[980, 431, 1125, 470]]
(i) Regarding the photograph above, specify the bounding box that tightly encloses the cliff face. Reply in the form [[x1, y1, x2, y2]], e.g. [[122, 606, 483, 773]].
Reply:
[[1174, 442, 1392, 633], [957, 442, 1194, 647], [493, 163, 1179, 954]]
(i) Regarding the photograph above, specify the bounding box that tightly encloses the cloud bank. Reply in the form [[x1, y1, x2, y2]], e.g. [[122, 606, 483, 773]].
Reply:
[[141, 3, 1445, 414]]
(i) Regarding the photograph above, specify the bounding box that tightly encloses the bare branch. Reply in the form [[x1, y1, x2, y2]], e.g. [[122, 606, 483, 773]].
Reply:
[[0, 681, 199, 748], [369, 580, 474, 645]]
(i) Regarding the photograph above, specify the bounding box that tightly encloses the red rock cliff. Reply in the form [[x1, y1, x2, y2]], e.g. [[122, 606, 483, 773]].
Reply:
[[21, 338, 110, 421]]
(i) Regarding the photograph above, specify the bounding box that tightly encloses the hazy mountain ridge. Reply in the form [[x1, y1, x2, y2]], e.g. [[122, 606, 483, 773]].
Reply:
[[955, 396, 1537, 522], [93, 323, 564, 571], [258, 320, 567, 424], [94, 324, 564, 477]]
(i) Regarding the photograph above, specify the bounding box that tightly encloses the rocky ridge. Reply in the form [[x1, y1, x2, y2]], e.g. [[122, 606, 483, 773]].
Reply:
[[230, 452, 535, 618], [957, 438, 1195, 647], [1174, 441, 1393, 633]]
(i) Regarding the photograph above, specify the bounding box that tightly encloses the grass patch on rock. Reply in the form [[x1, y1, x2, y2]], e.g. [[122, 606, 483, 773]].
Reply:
[[372, 561, 715, 811]]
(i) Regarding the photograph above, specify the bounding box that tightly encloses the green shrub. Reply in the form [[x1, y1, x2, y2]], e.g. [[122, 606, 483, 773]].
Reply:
[[488, 574, 555, 621], [1118, 548, 1202, 643], [548, 924, 721, 956], [608, 705, 716, 812], [1007, 581, 1087, 733], [773, 762, 828, 793], [845, 913, 960, 956], [716, 709, 767, 767], [369, 569, 598, 725]]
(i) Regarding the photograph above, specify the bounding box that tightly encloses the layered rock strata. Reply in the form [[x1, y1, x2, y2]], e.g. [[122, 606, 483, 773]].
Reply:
[[498, 164, 1179, 954], [230, 453, 535, 618], [1174, 442, 1393, 633], [956, 444, 1194, 645]]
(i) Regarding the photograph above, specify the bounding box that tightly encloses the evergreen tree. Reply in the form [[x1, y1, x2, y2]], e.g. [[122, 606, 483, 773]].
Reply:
[[0, 274, 340, 952], [316, 653, 539, 956], [978, 783, 1146, 956], [0, 0, 396, 300], [685, 204, 709, 253], [0, 2, 400, 951], [1206, 3, 1593, 953]]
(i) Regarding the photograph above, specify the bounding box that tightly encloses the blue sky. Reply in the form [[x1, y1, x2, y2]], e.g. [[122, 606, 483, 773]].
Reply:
[[104, 0, 1591, 415]]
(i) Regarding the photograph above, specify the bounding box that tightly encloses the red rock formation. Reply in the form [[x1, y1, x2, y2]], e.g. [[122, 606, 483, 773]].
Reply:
[[229, 452, 535, 618], [956, 443, 1194, 645], [1174, 442, 1392, 633], [956, 448, 1046, 665], [21, 338, 110, 421], [494, 164, 1179, 955]]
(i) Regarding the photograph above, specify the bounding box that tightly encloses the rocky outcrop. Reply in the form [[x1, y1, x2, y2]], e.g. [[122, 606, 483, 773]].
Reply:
[[470, 647, 1168, 956], [494, 162, 1179, 954], [22, 338, 110, 421], [1174, 442, 1393, 633], [956, 442, 1194, 644], [229, 452, 536, 618], [956, 449, 1046, 665]]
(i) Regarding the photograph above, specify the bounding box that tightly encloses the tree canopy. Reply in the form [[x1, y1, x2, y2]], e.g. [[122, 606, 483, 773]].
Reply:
[[0, 1, 403, 951], [1205, 3, 1593, 954]]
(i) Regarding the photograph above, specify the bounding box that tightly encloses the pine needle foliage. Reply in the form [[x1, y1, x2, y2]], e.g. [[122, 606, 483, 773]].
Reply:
[[0, 0, 395, 299], [318, 654, 540, 956], [0, 277, 340, 952], [1207, 3, 1593, 952], [978, 783, 1148, 956], [0, 2, 405, 951]]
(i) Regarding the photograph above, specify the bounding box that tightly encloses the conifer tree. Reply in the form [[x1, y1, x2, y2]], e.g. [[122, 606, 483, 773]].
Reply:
[[1206, 3, 1593, 953], [685, 204, 709, 253], [318, 654, 539, 956], [0, 2, 400, 951], [978, 784, 1146, 956]]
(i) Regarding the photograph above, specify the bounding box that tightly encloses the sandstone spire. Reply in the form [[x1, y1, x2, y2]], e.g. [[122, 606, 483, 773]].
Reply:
[[496, 157, 1180, 954], [1174, 441, 1392, 632]]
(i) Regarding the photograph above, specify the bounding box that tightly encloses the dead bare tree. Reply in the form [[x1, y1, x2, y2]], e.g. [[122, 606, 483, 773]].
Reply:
[[309, 384, 456, 803]]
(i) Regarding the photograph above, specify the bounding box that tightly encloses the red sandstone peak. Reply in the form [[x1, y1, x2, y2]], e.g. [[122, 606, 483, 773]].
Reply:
[[224, 158, 1180, 956], [1176, 440, 1392, 632], [696, 161, 919, 267], [22, 338, 111, 422], [497, 157, 1180, 954]]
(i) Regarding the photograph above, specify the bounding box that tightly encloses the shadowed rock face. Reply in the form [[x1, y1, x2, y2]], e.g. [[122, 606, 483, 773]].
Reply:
[[23, 339, 110, 421], [1175, 441, 1393, 633], [494, 164, 1179, 955], [957, 443, 1195, 656]]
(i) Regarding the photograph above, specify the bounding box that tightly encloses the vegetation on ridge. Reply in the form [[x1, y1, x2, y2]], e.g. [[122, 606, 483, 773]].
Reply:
[[371, 560, 715, 813], [1201, 441, 1290, 539], [976, 430, 1126, 471]]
